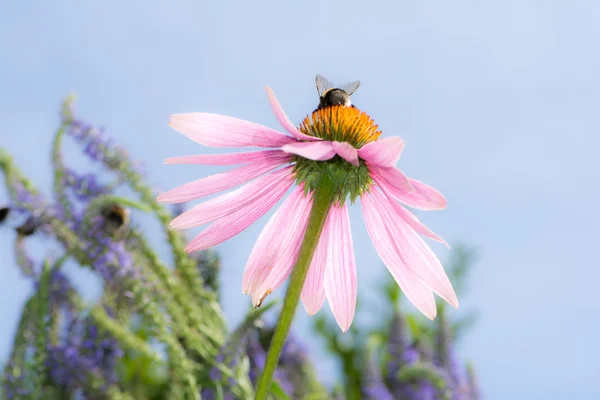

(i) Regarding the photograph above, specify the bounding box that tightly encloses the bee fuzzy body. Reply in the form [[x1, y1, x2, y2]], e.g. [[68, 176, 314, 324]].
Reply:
[[314, 74, 361, 113], [101, 205, 130, 240]]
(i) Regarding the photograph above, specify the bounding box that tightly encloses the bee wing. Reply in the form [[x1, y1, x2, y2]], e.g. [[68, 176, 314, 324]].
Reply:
[[340, 80, 361, 96], [316, 74, 334, 96]]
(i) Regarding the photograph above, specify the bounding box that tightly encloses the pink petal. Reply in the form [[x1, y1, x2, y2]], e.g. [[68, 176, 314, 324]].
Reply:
[[380, 188, 449, 248], [332, 141, 359, 167], [184, 176, 292, 253], [170, 167, 292, 229], [168, 113, 294, 148], [300, 211, 331, 315], [252, 193, 313, 306], [241, 187, 304, 293], [393, 203, 449, 248], [242, 188, 313, 307], [366, 189, 458, 309], [156, 153, 292, 204], [282, 141, 336, 161], [361, 192, 438, 319], [358, 137, 406, 167], [324, 204, 357, 332], [265, 86, 321, 142], [375, 173, 447, 211], [370, 165, 413, 194], [164, 150, 286, 165]]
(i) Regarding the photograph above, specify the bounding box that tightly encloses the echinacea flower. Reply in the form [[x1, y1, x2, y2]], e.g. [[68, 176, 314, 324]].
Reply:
[[158, 86, 457, 331]]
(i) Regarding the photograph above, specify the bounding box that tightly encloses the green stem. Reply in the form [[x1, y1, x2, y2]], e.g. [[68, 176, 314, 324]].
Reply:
[[254, 176, 336, 400], [32, 260, 51, 399]]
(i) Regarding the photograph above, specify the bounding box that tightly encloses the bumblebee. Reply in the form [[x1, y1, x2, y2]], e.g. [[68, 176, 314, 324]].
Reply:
[[314, 74, 361, 112], [16, 216, 39, 237], [2, 208, 40, 236], [0, 206, 9, 224], [100, 204, 130, 240]]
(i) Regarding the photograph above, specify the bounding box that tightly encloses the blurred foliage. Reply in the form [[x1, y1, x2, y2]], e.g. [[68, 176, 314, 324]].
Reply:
[[0, 97, 323, 400], [0, 96, 480, 400], [313, 245, 480, 400]]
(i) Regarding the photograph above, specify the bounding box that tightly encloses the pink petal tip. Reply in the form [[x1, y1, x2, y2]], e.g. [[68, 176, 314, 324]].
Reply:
[[358, 137, 406, 167], [265, 86, 321, 142]]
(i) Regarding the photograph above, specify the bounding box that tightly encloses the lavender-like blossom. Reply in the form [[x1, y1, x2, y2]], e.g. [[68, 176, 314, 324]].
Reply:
[[402, 382, 439, 400], [63, 115, 144, 177], [363, 352, 394, 400], [47, 269, 74, 309], [1, 98, 235, 399], [279, 332, 309, 367], [246, 333, 267, 385], [378, 306, 481, 400], [200, 388, 237, 400], [245, 331, 294, 397], [77, 214, 137, 284], [3, 360, 31, 399], [47, 313, 123, 394], [387, 309, 408, 392], [11, 181, 45, 215], [276, 332, 312, 397], [201, 323, 257, 399], [63, 167, 108, 202], [207, 334, 248, 385], [6, 180, 55, 237]]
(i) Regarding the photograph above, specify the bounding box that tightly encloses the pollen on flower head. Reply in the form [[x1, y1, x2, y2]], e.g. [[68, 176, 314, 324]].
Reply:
[[299, 106, 381, 148]]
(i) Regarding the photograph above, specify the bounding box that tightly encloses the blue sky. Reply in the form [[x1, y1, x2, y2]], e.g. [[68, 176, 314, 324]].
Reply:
[[1, 1, 599, 398]]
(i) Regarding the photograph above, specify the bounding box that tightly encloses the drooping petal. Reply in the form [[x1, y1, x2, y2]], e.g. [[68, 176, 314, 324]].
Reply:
[[184, 176, 292, 253], [300, 211, 331, 315], [370, 165, 413, 194], [374, 172, 447, 210], [282, 141, 336, 161], [251, 192, 313, 306], [358, 137, 406, 167], [332, 141, 359, 167], [241, 188, 313, 307], [379, 187, 449, 248], [265, 86, 321, 142], [361, 192, 438, 319], [324, 204, 357, 332], [241, 187, 304, 294], [157, 153, 292, 203], [366, 189, 458, 308], [168, 113, 294, 148], [170, 167, 292, 229], [164, 150, 286, 165], [392, 203, 449, 248]]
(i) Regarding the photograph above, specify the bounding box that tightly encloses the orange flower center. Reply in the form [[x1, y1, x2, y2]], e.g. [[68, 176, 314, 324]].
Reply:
[[298, 106, 381, 148]]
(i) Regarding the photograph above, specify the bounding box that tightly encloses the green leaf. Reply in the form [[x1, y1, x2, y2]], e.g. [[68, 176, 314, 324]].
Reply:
[[239, 300, 276, 329], [215, 382, 225, 400], [270, 380, 291, 400]]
